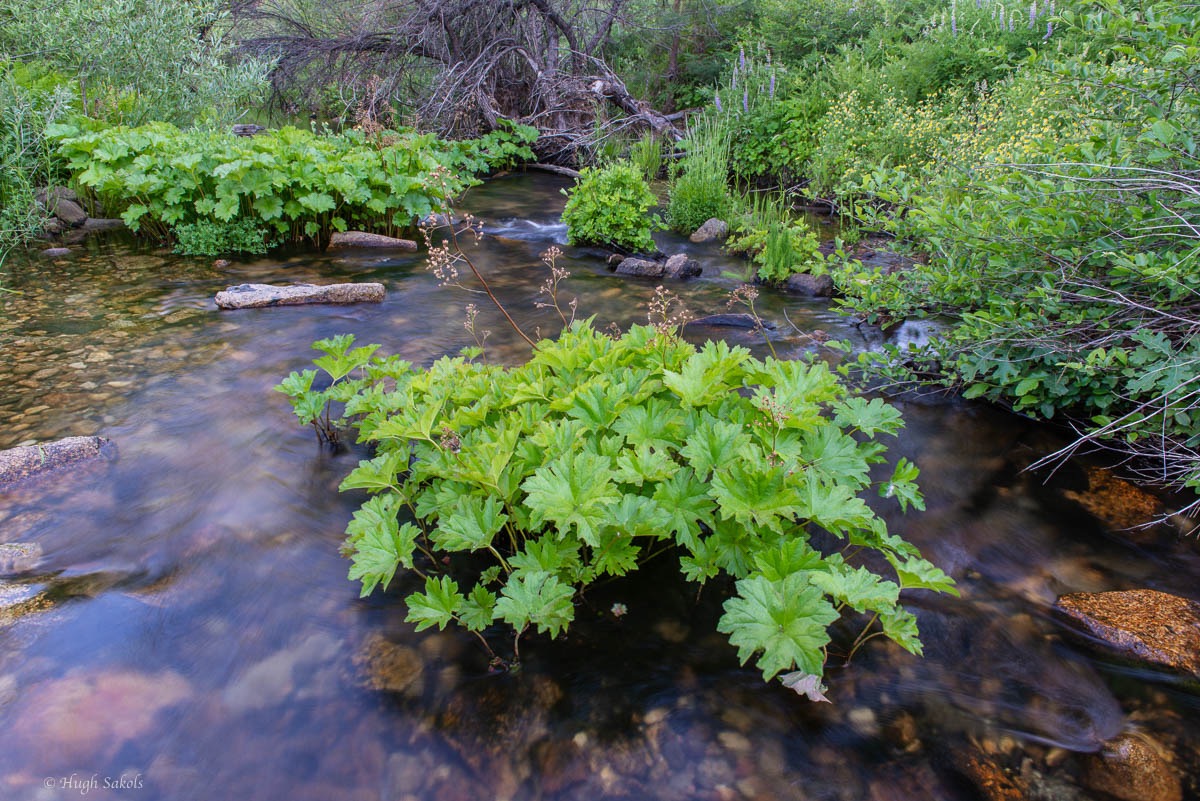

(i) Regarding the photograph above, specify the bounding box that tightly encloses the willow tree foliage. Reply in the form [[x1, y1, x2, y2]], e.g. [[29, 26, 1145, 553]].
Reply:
[[0, 0, 268, 126]]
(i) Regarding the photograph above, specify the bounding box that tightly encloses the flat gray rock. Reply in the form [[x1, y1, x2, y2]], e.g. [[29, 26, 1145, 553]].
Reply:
[[214, 282, 386, 309], [328, 231, 418, 250], [0, 436, 115, 488], [81, 218, 126, 233]]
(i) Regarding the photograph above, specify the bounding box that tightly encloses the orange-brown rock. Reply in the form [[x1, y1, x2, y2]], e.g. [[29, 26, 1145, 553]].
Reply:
[[1063, 465, 1163, 532], [952, 751, 1029, 801], [1055, 589, 1200, 678], [1081, 731, 1182, 801]]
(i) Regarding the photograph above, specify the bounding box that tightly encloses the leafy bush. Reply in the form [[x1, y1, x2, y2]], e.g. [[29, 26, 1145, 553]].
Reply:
[[443, 119, 539, 173], [562, 161, 661, 253], [278, 321, 954, 685], [50, 122, 477, 250], [172, 219, 272, 256]]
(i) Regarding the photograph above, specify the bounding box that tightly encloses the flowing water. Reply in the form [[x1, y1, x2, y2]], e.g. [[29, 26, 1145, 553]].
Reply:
[[1, 174, 1197, 801]]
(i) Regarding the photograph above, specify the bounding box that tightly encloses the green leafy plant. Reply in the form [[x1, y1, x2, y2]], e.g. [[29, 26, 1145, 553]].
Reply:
[[561, 161, 661, 253], [172, 218, 272, 256], [49, 122, 478, 250], [278, 318, 953, 686]]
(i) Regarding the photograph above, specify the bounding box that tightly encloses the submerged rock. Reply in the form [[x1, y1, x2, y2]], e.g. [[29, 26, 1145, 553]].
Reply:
[[1081, 731, 1182, 801], [0, 580, 52, 625], [214, 282, 385, 309], [689, 218, 729, 243], [353, 634, 424, 695], [1055, 589, 1200, 678], [0, 436, 115, 488], [614, 257, 664, 277], [0, 543, 42, 574], [10, 668, 192, 769], [328, 231, 418, 250], [950, 750, 1029, 801], [40, 247, 72, 258], [783, 272, 834, 297], [687, 313, 777, 330], [1062, 465, 1164, 533]]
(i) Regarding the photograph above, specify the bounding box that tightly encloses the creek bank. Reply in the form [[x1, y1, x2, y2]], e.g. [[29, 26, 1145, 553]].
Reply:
[[35, 186, 126, 243], [0, 436, 115, 488], [214, 282, 386, 309], [1055, 589, 1200, 679]]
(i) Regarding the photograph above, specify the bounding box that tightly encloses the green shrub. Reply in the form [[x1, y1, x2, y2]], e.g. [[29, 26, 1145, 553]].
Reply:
[[278, 322, 953, 685], [50, 122, 477, 250], [834, 0, 1200, 499], [561, 161, 661, 253], [172, 218, 272, 256]]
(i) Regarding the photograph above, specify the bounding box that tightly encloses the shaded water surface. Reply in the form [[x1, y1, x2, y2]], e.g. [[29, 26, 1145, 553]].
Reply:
[[1, 174, 1198, 801]]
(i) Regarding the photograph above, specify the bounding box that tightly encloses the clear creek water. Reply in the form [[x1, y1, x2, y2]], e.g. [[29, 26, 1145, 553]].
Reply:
[[1, 174, 1197, 801]]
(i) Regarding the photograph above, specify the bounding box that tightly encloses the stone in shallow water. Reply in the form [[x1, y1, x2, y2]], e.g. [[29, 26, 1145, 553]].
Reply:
[[328, 231, 418, 250], [783, 272, 834, 297], [1055, 589, 1200, 678], [353, 634, 424, 695], [614, 257, 664, 277], [1062, 465, 1163, 533], [1081, 731, 1182, 801], [0, 436, 115, 488], [688, 313, 776, 330], [214, 282, 385, 309], [10, 669, 191, 769]]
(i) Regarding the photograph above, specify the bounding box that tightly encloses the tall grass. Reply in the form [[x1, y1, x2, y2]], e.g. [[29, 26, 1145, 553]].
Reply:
[[666, 111, 732, 233], [0, 68, 72, 263]]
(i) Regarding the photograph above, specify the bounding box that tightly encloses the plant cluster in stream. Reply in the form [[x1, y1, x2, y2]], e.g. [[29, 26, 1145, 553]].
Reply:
[[561, 161, 662, 254], [278, 314, 954, 690]]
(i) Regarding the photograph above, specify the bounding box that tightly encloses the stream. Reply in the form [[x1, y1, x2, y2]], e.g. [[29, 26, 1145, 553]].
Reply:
[[1, 173, 1197, 801]]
